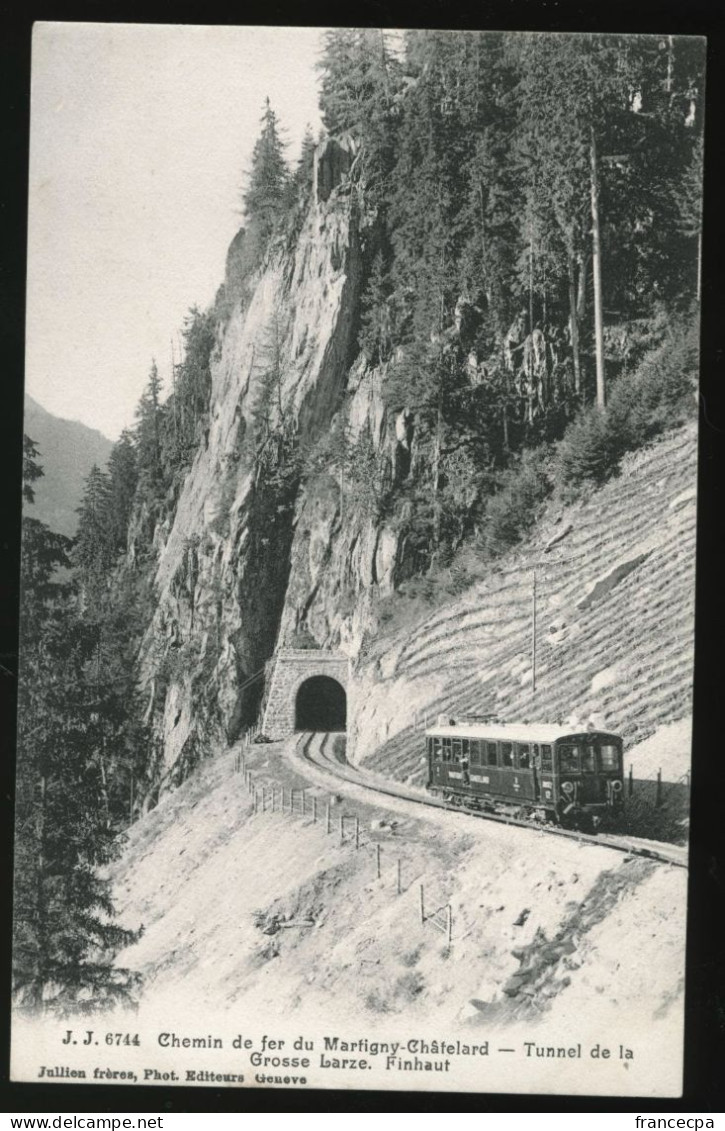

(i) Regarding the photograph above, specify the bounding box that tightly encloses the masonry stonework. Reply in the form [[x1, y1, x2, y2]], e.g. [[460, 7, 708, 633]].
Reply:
[[262, 649, 350, 739]]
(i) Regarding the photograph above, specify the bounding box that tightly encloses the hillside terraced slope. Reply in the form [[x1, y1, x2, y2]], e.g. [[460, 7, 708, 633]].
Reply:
[[355, 423, 697, 786]]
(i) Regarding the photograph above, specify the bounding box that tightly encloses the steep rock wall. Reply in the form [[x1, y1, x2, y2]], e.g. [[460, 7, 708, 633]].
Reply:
[[277, 359, 402, 654], [139, 191, 362, 788]]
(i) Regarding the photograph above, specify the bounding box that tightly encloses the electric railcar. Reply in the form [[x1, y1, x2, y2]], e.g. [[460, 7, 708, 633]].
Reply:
[[425, 718, 624, 830]]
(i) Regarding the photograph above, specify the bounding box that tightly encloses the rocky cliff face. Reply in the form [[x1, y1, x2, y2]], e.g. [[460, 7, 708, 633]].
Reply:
[[137, 170, 380, 790]]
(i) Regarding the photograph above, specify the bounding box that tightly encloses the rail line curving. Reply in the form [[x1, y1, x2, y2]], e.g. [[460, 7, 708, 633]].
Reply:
[[293, 731, 688, 870]]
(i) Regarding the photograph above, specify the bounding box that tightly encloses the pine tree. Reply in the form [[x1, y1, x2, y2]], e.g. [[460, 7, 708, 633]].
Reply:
[[73, 464, 114, 598], [168, 306, 215, 471], [289, 124, 316, 204], [14, 440, 140, 1014], [22, 435, 44, 504], [243, 98, 290, 249], [107, 431, 139, 552], [318, 29, 400, 205], [134, 361, 164, 496]]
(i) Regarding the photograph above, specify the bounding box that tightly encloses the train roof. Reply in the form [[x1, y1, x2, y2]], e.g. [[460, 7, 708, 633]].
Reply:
[[424, 722, 620, 743]]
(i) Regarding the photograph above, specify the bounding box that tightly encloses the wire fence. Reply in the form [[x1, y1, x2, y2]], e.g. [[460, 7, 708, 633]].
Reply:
[[626, 761, 690, 808], [232, 744, 455, 946]]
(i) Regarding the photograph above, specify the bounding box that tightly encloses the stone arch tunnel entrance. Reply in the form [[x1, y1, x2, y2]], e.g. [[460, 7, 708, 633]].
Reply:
[[262, 648, 350, 739], [295, 675, 347, 732]]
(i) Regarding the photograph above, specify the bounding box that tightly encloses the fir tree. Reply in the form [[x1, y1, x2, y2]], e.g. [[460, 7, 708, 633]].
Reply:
[[107, 431, 139, 552], [134, 361, 164, 496], [14, 440, 140, 1015], [288, 124, 316, 205], [243, 98, 290, 249], [73, 464, 114, 598]]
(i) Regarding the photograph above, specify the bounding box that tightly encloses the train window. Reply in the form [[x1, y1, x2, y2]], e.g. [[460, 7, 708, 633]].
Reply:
[[600, 744, 619, 769], [461, 739, 470, 759], [518, 744, 531, 769], [501, 742, 514, 768], [452, 738, 462, 762], [559, 745, 580, 773], [541, 745, 553, 770], [581, 745, 597, 772], [433, 737, 443, 762], [442, 737, 452, 762], [487, 742, 498, 766], [470, 740, 481, 766]]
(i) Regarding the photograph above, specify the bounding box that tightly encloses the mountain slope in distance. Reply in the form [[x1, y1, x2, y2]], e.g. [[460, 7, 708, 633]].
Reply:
[[23, 394, 114, 538]]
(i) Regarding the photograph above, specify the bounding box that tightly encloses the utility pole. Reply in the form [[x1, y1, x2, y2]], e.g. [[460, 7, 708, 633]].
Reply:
[[568, 254, 581, 398], [590, 127, 606, 410], [531, 569, 537, 694]]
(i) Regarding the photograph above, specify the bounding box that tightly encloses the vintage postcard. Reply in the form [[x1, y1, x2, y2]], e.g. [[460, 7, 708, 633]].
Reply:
[[12, 24, 704, 1097]]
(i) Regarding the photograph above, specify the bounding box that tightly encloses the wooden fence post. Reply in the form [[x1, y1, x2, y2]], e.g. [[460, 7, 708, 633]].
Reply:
[[628, 764, 633, 797], [397, 858, 402, 895], [419, 884, 425, 925], [312, 796, 317, 824], [355, 817, 360, 851], [376, 843, 381, 879], [326, 803, 331, 835], [447, 905, 452, 948], [339, 814, 344, 844], [655, 768, 663, 808]]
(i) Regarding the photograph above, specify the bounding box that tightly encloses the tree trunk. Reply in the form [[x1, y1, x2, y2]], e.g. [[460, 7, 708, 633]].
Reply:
[[590, 128, 606, 410], [36, 772, 47, 1008], [568, 255, 581, 398], [432, 391, 443, 562], [99, 750, 111, 828], [528, 231, 535, 347], [577, 251, 589, 319]]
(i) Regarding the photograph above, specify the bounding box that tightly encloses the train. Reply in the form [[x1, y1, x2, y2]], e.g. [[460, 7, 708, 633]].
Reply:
[[425, 716, 624, 831]]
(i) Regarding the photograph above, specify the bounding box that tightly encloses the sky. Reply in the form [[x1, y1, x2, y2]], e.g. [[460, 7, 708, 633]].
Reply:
[[25, 23, 325, 442]]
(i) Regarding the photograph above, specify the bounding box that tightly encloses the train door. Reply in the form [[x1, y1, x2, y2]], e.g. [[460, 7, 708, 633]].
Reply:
[[532, 743, 542, 801], [514, 743, 537, 801]]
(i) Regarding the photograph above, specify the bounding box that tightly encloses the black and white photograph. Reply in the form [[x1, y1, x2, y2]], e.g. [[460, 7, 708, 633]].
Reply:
[[10, 24, 706, 1098]]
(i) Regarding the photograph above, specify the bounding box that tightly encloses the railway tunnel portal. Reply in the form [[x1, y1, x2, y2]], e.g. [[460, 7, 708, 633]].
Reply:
[[262, 648, 350, 739]]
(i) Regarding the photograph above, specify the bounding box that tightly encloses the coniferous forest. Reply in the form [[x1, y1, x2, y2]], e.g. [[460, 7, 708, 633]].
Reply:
[[16, 30, 704, 1013]]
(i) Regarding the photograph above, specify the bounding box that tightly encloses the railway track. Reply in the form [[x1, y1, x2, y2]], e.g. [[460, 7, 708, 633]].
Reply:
[[295, 731, 688, 871]]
